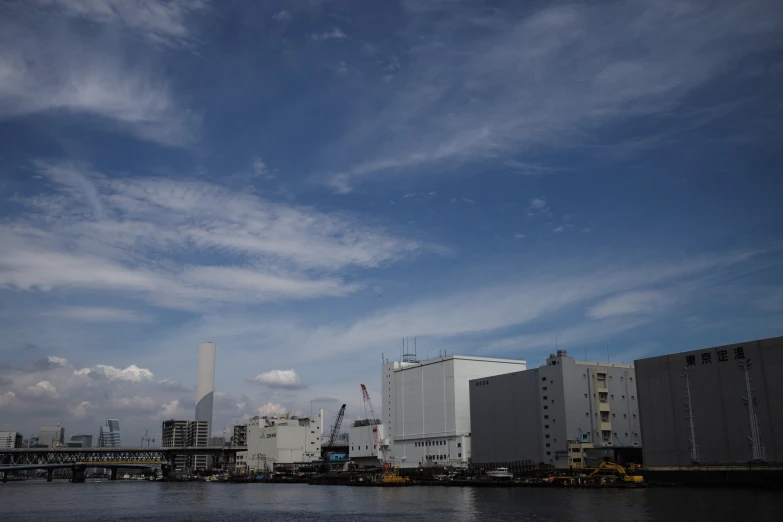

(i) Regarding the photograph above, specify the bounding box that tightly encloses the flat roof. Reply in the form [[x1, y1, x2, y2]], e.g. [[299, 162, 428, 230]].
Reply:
[[634, 335, 783, 363], [389, 355, 526, 370]]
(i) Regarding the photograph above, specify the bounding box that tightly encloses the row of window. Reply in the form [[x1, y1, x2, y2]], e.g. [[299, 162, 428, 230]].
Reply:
[[475, 379, 490, 386], [588, 412, 636, 419], [351, 445, 378, 451], [415, 440, 458, 447]]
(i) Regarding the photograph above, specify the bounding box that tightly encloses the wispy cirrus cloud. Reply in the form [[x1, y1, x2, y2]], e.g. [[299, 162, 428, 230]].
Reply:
[[0, 160, 429, 310], [325, 0, 783, 191], [308, 27, 347, 41], [0, 1, 202, 145]]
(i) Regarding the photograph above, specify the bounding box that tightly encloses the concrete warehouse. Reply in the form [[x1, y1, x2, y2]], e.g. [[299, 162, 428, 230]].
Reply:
[[470, 350, 641, 469], [383, 354, 527, 468], [635, 336, 783, 467], [245, 411, 323, 472]]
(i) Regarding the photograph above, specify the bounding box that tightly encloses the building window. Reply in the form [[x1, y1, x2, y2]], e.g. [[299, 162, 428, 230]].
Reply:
[[600, 411, 609, 422], [573, 458, 582, 463], [601, 430, 611, 442], [551, 400, 555, 404], [546, 451, 551, 455], [458, 453, 461, 458], [633, 414, 637, 419], [543, 405, 548, 410], [610, 394, 614, 399], [599, 392, 608, 403], [624, 414, 627, 418], [631, 396, 635, 400], [542, 387, 547, 391], [625, 433, 628, 437], [544, 425, 549, 429], [543, 396, 548, 400], [544, 415, 549, 419], [541, 377, 546, 382], [572, 448, 581, 453], [546, 443, 551, 447], [620, 376, 624, 381], [458, 443, 461, 448], [597, 373, 606, 383], [545, 434, 550, 439], [584, 393, 588, 398]]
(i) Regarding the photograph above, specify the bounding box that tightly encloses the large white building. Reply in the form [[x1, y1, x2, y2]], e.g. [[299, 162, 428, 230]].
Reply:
[[0, 431, 23, 449], [382, 354, 527, 468], [246, 411, 323, 472]]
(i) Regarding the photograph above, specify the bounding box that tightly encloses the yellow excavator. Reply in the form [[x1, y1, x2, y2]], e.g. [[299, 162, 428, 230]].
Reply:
[[588, 461, 644, 484]]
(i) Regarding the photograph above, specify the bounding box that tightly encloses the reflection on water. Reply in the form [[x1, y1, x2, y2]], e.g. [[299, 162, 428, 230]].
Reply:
[[1, 482, 782, 522]]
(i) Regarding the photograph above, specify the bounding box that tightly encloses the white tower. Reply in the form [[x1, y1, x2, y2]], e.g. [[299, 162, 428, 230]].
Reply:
[[196, 342, 216, 427]]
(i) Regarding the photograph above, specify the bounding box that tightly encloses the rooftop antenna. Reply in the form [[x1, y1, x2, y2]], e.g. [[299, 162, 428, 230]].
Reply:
[[584, 342, 587, 362]]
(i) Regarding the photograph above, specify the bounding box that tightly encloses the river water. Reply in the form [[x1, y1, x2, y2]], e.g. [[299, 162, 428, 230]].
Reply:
[[1, 481, 782, 521]]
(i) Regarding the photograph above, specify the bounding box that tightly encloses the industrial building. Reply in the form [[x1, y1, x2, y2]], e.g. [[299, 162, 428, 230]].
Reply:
[[245, 412, 323, 472], [66, 434, 93, 448], [0, 431, 23, 449], [470, 350, 641, 469], [39, 426, 65, 448], [635, 336, 783, 467], [349, 419, 386, 466], [382, 353, 527, 468], [161, 419, 211, 471], [97, 419, 121, 447]]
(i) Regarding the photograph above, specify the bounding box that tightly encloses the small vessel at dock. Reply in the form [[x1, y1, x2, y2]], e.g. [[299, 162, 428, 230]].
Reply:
[[486, 467, 513, 479]]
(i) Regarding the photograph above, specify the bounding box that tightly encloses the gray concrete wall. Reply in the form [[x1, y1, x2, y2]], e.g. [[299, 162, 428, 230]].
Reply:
[[635, 336, 783, 466], [469, 369, 544, 465]]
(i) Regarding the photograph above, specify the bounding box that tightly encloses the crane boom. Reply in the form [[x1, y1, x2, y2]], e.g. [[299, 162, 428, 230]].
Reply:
[[323, 404, 346, 459], [360, 384, 381, 446]]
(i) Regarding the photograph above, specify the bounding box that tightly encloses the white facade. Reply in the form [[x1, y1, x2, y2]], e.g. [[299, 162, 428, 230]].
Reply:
[[0, 431, 23, 449], [246, 411, 323, 472], [196, 342, 216, 426], [349, 420, 385, 463], [39, 427, 65, 448], [382, 355, 527, 468]]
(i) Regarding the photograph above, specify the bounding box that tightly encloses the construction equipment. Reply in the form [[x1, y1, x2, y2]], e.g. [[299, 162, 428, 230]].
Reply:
[[321, 404, 346, 461], [381, 462, 409, 484], [588, 461, 644, 484], [360, 384, 384, 458]]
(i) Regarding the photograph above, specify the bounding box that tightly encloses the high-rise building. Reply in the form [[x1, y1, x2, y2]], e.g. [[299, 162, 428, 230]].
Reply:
[[189, 420, 210, 469], [162, 419, 189, 471], [470, 350, 641, 470], [0, 431, 23, 449], [39, 426, 65, 448], [383, 354, 527, 468], [98, 419, 122, 447], [66, 434, 93, 448], [196, 342, 216, 428]]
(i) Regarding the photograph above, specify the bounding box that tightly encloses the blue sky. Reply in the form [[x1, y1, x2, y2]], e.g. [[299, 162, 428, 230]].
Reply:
[[0, 0, 781, 442]]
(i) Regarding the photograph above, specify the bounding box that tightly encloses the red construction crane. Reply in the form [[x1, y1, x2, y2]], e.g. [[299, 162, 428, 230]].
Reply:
[[360, 384, 382, 448]]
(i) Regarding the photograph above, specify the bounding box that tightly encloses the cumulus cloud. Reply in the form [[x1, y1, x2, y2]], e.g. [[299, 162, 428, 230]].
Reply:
[[246, 369, 303, 389], [256, 402, 287, 416], [72, 400, 92, 419], [79, 364, 155, 382], [47, 356, 68, 367]]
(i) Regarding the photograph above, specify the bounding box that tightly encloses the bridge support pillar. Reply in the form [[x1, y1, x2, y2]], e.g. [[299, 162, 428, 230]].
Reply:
[[2, 471, 7, 483], [110, 468, 118, 481], [46, 468, 54, 482], [161, 464, 172, 481], [71, 464, 86, 483]]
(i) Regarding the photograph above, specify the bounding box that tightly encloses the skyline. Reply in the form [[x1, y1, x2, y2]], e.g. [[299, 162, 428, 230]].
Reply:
[[1, 0, 782, 442]]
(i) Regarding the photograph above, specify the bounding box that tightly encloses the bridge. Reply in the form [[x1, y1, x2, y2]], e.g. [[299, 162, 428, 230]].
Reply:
[[0, 446, 246, 483]]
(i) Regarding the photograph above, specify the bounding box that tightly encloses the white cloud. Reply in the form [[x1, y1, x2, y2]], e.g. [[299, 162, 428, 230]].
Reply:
[[27, 380, 58, 397], [0, 161, 429, 309], [43, 306, 152, 323], [72, 400, 92, 419], [514, 233, 526, 239], [308, 27, 347, 40], [272, 10, 292, 22], [160, 399, 183, 417], [257, 402, 287, 416], [553, 226, 565, 233], [528, 197, 549, 216], [0, 391, 17, 406], [587, 290, 672, 320], [47, 356, 68, 367], [92, 364, 155, 382], [252, 158, 269, 177], [336, 61, 348, 74], [246, 369, 303, 389]]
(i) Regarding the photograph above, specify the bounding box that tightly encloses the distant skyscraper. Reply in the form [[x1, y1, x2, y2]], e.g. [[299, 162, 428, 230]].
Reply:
[[196, 342, 216, 428], [39, 426, 64, 448], [98, 419, 122, 447]]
